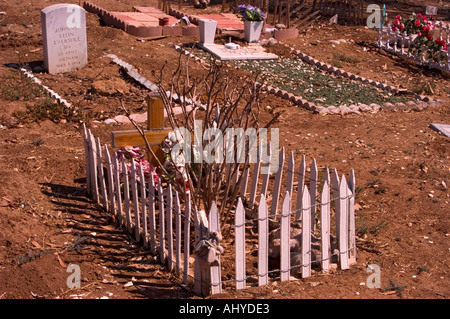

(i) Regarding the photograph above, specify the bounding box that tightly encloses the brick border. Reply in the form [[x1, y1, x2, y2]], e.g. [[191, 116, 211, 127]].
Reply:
[[83, 2, 298, 42]]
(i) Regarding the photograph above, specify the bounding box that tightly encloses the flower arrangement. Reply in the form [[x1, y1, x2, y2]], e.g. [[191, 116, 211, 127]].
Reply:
[[392, 13, 448, 63], [117, 146, 161, 185], [236, 4, 266, 22]]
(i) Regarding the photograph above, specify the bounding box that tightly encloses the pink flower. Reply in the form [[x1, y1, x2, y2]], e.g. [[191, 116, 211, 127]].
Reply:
[[392, 26, 398, 32], [399, 24, 405, 30], [396, 15, 401, 20], [417, 32, 422, 37], [417, 13, 422, 18], [422, 15, 428, 21], [427, 34, 433, 41], [415, 19, 420, 26], [393, 19, 399, 26]]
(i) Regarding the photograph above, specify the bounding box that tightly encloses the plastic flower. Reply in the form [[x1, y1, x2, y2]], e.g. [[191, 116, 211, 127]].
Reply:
[[236, 4, 266, 21], [415, 19, 420, 26]]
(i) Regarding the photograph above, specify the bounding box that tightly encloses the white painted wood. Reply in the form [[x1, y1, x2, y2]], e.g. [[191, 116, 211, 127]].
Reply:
[[339, 175, 349, 270], [280, 191, 291, 281], [286, 151, 295, 200], [248, 160, 261, 208], [166, 185, 174, 271], [332, 168, 340, 241], [320, 173, 331, 272], [240, 164, 249, 197], [258, 193, 269, 286], [96, 137, 108, 211], [310, 158, 318, 231], [209, 202, 222, 294], [113, 153, 123, 226], [193, 207, 202, 295], [88, 131, 98, 204], [147, 174, 156, 252], [183, 192, 191, 286], [348, 169, 356, 259], [158, 181, 166, 264], [174, 190, 182, 275], [295, 155, 306, 221], [270, 147, 285, 217], [235, 198, 246, 290], [130, 158, 141, 242], [122, 156, 132, 234], [260, 142, 271, 201], [82, 124, 91, 195], [104, 145, 115, 216], [138, 161, 147, 247], [301, 185, 311, 278]]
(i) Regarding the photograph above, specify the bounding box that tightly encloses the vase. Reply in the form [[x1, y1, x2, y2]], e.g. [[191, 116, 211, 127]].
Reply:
[[244, 20, 263, 43], [198, 19, 217, 44]]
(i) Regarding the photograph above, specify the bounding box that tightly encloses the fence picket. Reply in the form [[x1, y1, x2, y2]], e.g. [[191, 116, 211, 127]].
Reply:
[[260, 142, 271, 200], [258, 193, 269, 286], [321, 170, 331, 272], [138, 162, 148, 247], [348, 169, 356, 260], [286, 151, 295, 199], [104, 145, 115, 216], [82, 124, 91, 195], [301, 185, 311, 278], [209, 202, 222, 294], [248, 160, 261, 208], [88, 131, 98, 204], [240, 165, 249, 197], [96, 137, 108, 211], [332, 168, 340, 241], [174, 190, 182, 275], [167, 185, 174, 271], [280, 191, 291, 281], [148, 175, 156, 251], [130, 158, 141, 242], [295, 155, 306, 221], [338, 175, 349, 270], [158, 181, 166, 264], [310, 158, 318, 231], [270, 147, 285, 217], [113, 153, 123, 226], [235, 198, 246, 290], [183, 192, 191, 286], [122, 156, 132, 234]]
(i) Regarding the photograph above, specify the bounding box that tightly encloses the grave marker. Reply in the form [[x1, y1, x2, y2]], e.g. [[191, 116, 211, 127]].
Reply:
[[426, 6, 438, 17], [41, 4, 88, 74]]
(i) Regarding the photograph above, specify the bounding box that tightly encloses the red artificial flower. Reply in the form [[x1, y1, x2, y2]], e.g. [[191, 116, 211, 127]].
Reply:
[[417, 13, 422, 18], [399, 24, 405, 31], [396, 15, 401, 20], [422, 15, 428, 21], [393, 19, 399, 26], [417, 32, 422, 37], [427, 34, 433, 41], [415, 19, 420, 26], [392, 26, 398, 32]]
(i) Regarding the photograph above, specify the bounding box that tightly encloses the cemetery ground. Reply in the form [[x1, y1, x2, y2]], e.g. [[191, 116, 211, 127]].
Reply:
[[0, 0, 449, 300]]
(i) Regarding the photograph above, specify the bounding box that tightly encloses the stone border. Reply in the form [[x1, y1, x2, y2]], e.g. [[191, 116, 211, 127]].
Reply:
[[19, 68, 73, 109], [173, 43, 445, 115]]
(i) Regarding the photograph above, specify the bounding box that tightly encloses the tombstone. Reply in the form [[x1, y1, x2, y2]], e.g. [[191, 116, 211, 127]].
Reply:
[[426, 6, 438, 17], [41, 4, 88, 74]]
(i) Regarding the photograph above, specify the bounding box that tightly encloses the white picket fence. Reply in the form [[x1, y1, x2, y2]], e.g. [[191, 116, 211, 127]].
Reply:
[[82, 124, 357, 296], [377, 21, 450, 72]]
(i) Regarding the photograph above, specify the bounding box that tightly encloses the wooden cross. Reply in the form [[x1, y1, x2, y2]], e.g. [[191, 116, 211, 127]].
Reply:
[[112, 93, 170, 165]]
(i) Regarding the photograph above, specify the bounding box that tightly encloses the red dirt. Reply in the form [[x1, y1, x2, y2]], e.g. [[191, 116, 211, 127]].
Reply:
[[0, 0, 449, 301]]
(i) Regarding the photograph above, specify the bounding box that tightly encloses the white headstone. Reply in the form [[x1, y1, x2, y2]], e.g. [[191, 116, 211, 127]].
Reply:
[[41, 4, 88, 74]]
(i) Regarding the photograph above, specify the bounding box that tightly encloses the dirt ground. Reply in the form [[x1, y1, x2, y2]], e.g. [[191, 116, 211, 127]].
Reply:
[[0, 0, 449, 301]]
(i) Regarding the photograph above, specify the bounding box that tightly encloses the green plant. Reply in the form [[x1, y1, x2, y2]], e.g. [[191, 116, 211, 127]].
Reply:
[[1, 70, 45, 101], [332, 53, 360, 64], [12, 97, 86, 124]]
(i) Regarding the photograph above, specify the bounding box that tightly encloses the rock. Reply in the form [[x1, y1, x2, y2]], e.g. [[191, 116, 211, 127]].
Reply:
[[267, 38, 278, 46], [268, 225, 339, 275], [104, 118, 118, 125], [275, 23, 286, 29], [32, 66, 44, 73]]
